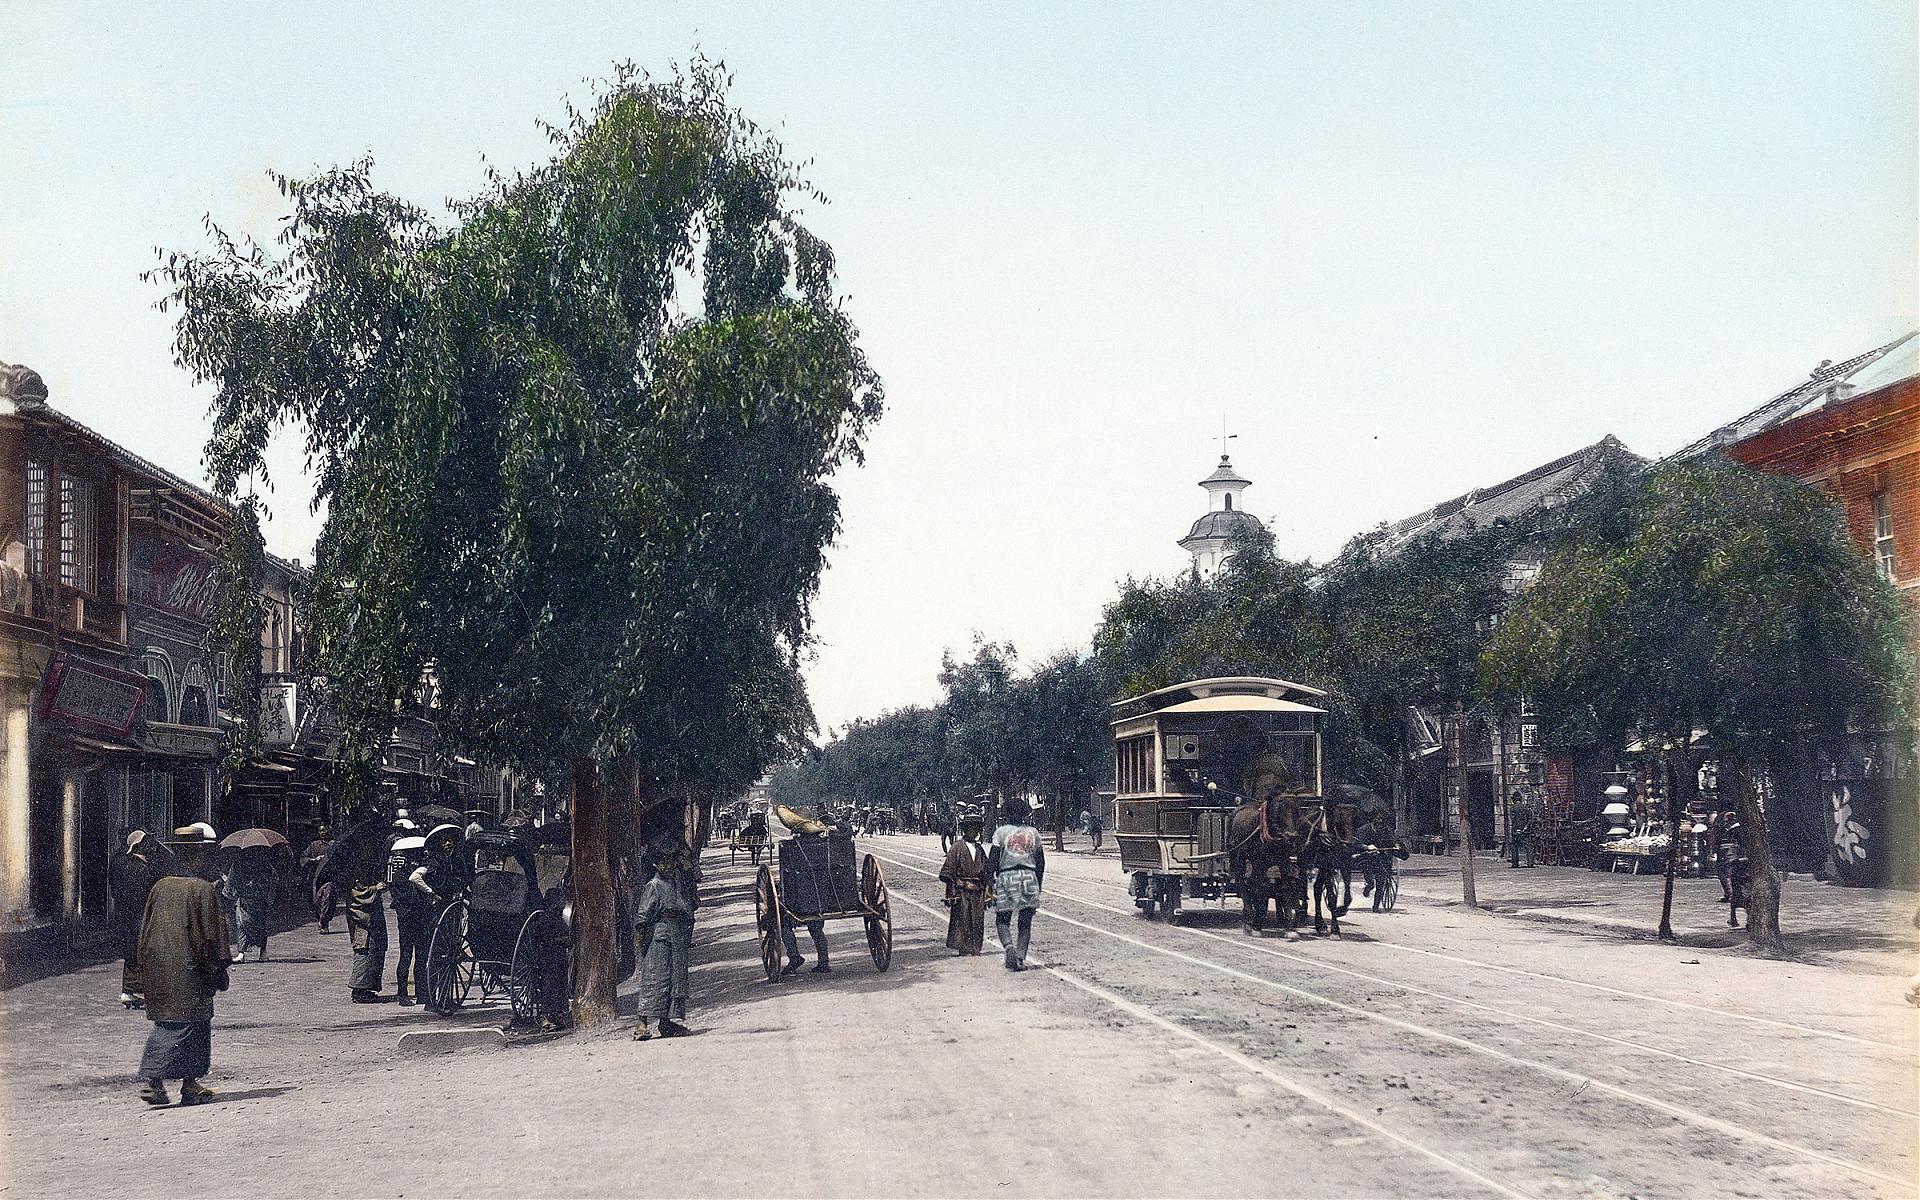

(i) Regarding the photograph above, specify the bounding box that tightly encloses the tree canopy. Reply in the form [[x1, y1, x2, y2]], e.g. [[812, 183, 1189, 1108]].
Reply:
[[1482, 456, 1912, 948], [152, 61, 881, 1018]]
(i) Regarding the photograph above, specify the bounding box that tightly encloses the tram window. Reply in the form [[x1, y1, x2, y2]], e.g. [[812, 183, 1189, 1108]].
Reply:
[[1266, 732, 1318, 793], [1115, 734, 1155, 795]]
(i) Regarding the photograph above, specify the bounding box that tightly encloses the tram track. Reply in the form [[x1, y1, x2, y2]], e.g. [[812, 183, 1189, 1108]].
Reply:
[[869, 844, 1915, 1194], [872, 841, 1914, 1121], [879, 884, 1534, 1200], [874, 836, 1912, 1056]]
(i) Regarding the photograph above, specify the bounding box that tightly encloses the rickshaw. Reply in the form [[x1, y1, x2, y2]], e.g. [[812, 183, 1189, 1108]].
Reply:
[[730, 806, 773, 865], [422, 825, 634, 1023]]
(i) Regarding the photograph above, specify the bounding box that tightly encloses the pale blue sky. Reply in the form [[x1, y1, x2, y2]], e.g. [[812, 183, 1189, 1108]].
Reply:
[[3, 3, 1915, 732]]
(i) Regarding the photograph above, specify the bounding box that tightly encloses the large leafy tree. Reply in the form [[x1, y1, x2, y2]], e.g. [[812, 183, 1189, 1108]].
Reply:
[[1482, 458, 1911, 952], [1319, 523, 1527, 904], [152, 62, 881, 1023]]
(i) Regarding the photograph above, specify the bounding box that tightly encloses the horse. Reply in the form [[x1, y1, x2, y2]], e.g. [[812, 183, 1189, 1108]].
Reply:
[[1297, 806, 1353, 937], [1226, 792, 1302, 939]]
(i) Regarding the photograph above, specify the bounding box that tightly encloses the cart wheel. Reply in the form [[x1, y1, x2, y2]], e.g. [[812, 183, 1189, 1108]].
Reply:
[[862, 855, 893, 972], [755, 865, 784, 983], [508, 908, 549, 1025], [425, 900, 473, 1013]]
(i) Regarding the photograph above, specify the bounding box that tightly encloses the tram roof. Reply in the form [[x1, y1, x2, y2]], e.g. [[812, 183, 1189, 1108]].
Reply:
[[1110, 694, 1327, 726], [1110, 675, 1328, 714]]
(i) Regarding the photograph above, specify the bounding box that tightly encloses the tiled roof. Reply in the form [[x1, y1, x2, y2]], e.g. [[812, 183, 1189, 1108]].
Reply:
[[1671, 330, 1919, 461], [1375, 435, 1642, 550], [35, 405, 231, 519], [1178, 508, 1264, 547]]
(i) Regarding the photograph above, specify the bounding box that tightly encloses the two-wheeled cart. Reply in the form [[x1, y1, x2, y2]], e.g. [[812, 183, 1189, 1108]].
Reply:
[[753, 833, 892, 981]]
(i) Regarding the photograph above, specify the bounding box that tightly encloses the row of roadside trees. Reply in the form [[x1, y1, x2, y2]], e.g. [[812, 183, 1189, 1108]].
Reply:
[[770, 639, 1110, 851], [152, 62, 881, 1026], [788, 453, 1910, 954]]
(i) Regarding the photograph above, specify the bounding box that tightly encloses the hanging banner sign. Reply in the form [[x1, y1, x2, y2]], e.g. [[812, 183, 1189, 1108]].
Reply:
[[39, 653, 147, 737], [130, 542, 219, 621]]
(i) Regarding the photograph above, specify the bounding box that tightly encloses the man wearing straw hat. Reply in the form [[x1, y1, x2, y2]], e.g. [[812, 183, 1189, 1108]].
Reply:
[[135, 824, 231, 1107]]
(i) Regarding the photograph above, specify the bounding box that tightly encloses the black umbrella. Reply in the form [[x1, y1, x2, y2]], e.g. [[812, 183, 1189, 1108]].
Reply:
[[1327, 782, 1390, 814], [407, 803, 464, 829]]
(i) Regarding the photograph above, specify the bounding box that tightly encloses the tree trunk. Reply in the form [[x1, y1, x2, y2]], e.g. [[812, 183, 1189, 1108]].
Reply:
[[569, 756, 620, 1028], [1657, 748, 1682, 942], [1733, 753, 1787, 954], [1456, 784, 1479, 908], [1053, 785, 1065, 852]]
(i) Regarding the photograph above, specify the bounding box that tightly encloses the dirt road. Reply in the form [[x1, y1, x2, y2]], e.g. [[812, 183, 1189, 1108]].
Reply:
[[3, 834, 1914, 1198]]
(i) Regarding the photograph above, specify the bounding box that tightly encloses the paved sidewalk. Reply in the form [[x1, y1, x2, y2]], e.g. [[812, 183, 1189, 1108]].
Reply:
[[1394, 855, 1920, 974]]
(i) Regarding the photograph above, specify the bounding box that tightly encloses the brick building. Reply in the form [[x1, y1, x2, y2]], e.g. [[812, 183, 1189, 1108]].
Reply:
[[1711, 331, 1919, 884]]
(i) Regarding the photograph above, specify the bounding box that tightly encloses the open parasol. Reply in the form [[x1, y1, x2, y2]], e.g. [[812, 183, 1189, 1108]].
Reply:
[[220, 827, 290, 851], [409, 803, 465, 829]]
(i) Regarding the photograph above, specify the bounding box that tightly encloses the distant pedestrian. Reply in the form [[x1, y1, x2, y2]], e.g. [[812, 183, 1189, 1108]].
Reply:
[[1508, 793, 1535, 869], [939, 814, 988, 955], [110, 830, 163, 1008], [301, 826, 337, 932], [1086, 804, 1104, 852], [987, 797, 1045, 971], [223, 848, 279, 962], [135, 825, 230, 1107], [631, 842, 697, 1040]]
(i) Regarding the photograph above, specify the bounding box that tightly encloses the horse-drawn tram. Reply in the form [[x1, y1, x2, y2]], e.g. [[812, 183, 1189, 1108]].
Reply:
[[1112, 676, 1335, 925]]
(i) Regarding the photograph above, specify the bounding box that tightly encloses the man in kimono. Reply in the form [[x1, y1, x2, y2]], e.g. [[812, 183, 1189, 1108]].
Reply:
[[136, 825, 230, 1106], [631, 841, 696, 1040], [938, 813, 988, 955]]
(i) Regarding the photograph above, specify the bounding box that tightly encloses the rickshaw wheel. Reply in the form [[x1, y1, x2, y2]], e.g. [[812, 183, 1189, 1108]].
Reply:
[[862, 855, 892, 972], [508, 908, 550, 1025], [754, 865, 783, 983], [425, 900, 473, 1013]]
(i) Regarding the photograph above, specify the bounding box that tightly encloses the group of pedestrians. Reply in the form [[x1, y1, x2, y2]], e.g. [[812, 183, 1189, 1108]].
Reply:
[[938, 797, 1046, 970], [311, 808, 471, 1007]]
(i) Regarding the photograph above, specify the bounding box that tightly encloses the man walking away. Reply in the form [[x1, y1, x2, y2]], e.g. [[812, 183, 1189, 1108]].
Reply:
[[301, 826, 336, 932], [225, 847, 279, 961], [111, 831, 162, 1008], [987, 797, 1045, 971], [938, 814, 989, 955], [136, 825, 230, 1107], [631, 842, 696, 1040]]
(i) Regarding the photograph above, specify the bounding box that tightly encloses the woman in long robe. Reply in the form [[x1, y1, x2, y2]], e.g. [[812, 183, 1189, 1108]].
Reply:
[[938, 816, 988, 955]]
